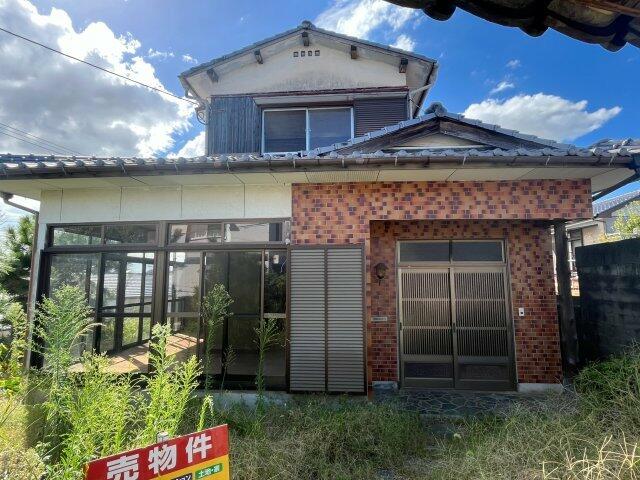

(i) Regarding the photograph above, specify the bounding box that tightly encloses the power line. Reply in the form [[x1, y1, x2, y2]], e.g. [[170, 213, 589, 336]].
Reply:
[[0, 128, 69, 155], [0, 121, 83, 155], [0, 25, 199, 105]]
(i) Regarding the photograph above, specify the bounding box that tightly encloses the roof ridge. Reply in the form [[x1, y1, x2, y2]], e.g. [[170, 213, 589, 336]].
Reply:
[[179, 21, 437, 79], [311, 102, 578, 156]]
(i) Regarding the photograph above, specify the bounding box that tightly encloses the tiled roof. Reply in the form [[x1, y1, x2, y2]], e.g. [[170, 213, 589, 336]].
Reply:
[[0, 104, 636, 178], [593, 188, 640, 216], [309, 102, 575, 155]]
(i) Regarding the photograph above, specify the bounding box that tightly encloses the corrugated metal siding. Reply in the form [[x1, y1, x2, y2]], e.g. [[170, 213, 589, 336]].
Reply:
[[289, 246, 365, 393], [207, 96, 261, 155], [354, 97, 409, 137], [289, 249, 326, 391], [327, 249, 364, 393]]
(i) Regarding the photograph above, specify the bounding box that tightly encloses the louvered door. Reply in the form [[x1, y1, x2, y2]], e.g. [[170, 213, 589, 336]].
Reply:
[[289, 247, 365, 393]]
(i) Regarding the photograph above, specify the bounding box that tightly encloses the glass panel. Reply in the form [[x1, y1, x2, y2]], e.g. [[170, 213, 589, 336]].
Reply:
[[308, 108, 352, 149], [105, 224, 157, 244], [96, 317, 149, 373], [228, 251, 262, 315], [141, 317, 151, 342], [399, 242, 450, 263], [169, 223, 223, 244], [101, 257, 120, 313], [226, 316, 259, 376], [168, 317, 205, 368], [49, 253, 100, 307], [451, 241, 503, 262], [224, 222, 282, 243], [100, 252, 154, 315], [226, 317, 286, 381], [167, 252, 201, 316], [122, 317, 141, 346], [52, 225, 101, 246], [99, 318, 115, 353], [263, 110, 306, 152], [264, 250, 287, 315]]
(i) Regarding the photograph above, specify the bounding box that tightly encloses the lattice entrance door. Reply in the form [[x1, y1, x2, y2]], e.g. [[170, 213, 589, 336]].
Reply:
[[399, 266, 514, 390]]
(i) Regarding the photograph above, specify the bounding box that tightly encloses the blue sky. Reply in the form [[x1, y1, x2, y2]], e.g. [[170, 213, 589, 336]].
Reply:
[[0, 0, 638, 227], [27, 0, 638, 148]]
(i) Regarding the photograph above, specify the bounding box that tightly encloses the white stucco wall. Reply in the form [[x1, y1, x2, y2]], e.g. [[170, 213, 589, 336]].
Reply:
[[188, 44, 407, 97], [38, 184, 292, 227]]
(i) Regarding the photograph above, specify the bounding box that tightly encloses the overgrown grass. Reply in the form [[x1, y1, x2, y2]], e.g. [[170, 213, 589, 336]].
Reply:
[[210, 399, 427, 480], [425, 349, 640, 480]]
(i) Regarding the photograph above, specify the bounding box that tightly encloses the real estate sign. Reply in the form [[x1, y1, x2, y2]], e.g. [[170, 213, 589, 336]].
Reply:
[[84, 425, 229, 480]]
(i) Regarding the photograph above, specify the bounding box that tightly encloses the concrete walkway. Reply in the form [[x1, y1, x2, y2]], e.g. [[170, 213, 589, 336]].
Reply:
[[374, 387, 575, 419]]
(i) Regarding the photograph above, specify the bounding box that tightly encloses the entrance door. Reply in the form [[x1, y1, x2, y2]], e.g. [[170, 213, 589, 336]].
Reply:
[[398, 241, 515, 390]]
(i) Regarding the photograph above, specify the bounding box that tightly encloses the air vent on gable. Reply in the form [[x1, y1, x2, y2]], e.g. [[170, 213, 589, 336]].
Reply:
[[293, 50, 320, 58]]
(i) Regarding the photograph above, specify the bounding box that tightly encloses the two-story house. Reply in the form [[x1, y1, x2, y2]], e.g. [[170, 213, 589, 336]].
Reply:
[[1, 21, 638, 394]]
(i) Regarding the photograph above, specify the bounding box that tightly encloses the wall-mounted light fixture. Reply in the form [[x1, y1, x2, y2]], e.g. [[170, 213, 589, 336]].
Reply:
[[374, 262, 388, 284]]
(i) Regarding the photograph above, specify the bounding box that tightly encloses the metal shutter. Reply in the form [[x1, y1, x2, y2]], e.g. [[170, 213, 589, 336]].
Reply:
[[327, 249, 365, 393], [354, 97, 409, 137], [289, 249, 326, 391], [289, 247, 365, 393]]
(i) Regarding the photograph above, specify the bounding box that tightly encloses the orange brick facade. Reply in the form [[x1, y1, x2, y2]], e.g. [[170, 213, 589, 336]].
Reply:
[[291, 180, 592, 387]]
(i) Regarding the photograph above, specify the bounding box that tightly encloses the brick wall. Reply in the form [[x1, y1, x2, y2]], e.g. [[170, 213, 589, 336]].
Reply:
[[291, 180, 591, 386]]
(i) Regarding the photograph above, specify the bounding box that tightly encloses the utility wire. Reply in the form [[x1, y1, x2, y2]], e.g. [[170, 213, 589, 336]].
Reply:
[[0, 128, 69, 155], [0, 121, 83, 155], [0, 25, 199, 105]]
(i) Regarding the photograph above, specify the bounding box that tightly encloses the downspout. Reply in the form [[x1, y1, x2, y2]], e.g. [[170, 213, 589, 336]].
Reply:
[[1, 192, 39, 369]]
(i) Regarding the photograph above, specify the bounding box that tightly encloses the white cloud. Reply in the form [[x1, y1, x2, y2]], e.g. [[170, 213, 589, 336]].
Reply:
[[463, 93, 622, 142], [182, 53, 198, 64], [171, 130, 205, 157], [315, 0, 417, 39], [147, 48, 174, 60], [490, 80, 515, 95], [506, 59, 521, 69], [391, 34, 416, 51], [0, 0, 193, 157]]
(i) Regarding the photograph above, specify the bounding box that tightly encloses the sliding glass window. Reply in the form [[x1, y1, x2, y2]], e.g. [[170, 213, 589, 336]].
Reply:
[[42, 219, 289, 389]]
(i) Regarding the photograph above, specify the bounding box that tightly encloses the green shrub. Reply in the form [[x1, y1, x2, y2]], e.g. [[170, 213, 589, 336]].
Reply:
[[49, 355, 136, 480], [0, 302, 28, 393], [139, 323, 201, 444]]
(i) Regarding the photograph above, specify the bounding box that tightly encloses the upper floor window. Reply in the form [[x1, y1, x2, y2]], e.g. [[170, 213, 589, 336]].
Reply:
[[262, 107, 353, 154]]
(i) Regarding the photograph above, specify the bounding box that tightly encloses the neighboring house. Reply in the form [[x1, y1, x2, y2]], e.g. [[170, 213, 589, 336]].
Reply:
[[567, 187, 640, 273], [0, 21, 638, 394]]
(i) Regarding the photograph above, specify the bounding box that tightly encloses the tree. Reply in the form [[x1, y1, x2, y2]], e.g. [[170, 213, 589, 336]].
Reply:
[[0, 215, 35, 308], [613, 201, 640, 239]]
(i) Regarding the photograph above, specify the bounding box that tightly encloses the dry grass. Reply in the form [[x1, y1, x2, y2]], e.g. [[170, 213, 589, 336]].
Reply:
[[422, 349, 640, 480]]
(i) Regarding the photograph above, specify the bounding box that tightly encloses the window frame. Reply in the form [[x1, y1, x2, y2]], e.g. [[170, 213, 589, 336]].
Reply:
[[261, 106, 355, 154], [38, 218, 291, 389], [397, 239, 506, 267]]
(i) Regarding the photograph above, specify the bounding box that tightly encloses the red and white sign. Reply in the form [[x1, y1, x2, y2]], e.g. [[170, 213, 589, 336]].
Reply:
[[84, 425, 229, 480]]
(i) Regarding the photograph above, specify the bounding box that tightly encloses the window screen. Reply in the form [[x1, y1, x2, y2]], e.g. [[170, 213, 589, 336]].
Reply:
[[263, 110, 306, 153], [451, 241, 503, 262], [399, 242, 450, 262], [309, 108, 352, 149]]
